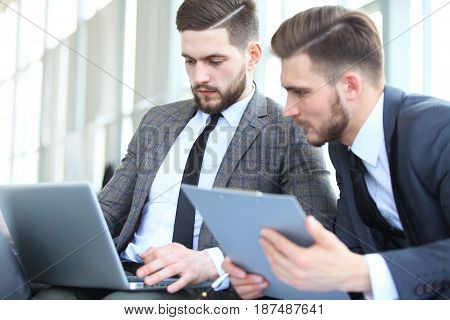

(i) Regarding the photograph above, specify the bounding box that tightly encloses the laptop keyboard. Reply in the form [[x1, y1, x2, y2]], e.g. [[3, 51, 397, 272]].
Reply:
[[126, 274, 212, 290], [127, 276, 177, 288]]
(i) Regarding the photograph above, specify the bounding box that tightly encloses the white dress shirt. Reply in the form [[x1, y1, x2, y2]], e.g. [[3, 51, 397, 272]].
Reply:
[[121, 86, 255, 290], [350, 92, 401, 300]]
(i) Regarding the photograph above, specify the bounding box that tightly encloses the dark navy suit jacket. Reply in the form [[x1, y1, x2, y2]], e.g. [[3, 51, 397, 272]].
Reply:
[[329, 86, 450, 299]]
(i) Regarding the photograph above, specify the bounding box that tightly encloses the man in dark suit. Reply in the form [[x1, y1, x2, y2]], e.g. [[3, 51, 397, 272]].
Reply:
[[35, 0, 336, 300], [224, 5, 449, 299]]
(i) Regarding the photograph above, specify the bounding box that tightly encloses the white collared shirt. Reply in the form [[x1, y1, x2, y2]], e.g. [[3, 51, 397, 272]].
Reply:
[[121, 86, 255, 290], [350, 92, 401, 300]]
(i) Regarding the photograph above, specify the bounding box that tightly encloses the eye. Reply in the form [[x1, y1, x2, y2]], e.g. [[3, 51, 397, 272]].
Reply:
[[185, 59, 195, 66], [209, 60, 223, 66], [292, 89, 309, 98]]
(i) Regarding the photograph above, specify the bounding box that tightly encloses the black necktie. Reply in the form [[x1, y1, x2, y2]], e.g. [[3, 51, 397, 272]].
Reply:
[[172, 113, 222, 248], [348, 150, 405, 238]]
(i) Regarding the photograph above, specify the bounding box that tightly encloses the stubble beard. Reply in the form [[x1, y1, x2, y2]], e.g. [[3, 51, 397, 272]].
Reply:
[[308, 92, 349, 147], [192, 68, 247, 115]]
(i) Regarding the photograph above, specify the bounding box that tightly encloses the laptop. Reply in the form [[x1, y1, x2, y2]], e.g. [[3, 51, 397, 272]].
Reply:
[[0, 182, 211, 291]]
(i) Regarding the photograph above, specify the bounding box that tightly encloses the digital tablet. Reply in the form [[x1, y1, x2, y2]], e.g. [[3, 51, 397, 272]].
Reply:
[[182, 184, 348, 300]]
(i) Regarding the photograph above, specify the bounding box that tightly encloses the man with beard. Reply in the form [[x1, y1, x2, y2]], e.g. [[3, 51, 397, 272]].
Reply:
[[224, 5, 449, 300], [35, 0, 336, 300]]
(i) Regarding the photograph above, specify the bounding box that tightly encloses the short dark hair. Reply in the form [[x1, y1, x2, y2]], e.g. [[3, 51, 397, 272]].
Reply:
[[271, 6, 384, 85], [176, 0, 259, 49]]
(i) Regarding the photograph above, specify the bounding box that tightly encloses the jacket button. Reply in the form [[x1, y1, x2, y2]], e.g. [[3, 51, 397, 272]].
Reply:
[[425, 283, 433, 293], [415, 285, 424, 296], [433, 281, 442, 291], [442, 280, 449, 290]]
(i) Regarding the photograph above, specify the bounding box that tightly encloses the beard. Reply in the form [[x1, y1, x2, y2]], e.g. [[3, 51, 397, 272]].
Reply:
[[307, 91, 349, 147], [191, 67, 247, 115]]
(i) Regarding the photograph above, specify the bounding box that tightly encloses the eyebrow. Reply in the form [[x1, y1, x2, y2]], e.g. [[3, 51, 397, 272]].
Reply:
[[181, 53, 228, 60], [282, 85, 310, 92]]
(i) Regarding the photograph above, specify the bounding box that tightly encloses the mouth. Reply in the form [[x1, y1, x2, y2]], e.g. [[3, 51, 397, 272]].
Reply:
[[197, 90, 217, 97]]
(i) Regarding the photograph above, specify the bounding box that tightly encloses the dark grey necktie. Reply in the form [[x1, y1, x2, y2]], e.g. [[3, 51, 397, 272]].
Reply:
[[348, 150, 404, 238]]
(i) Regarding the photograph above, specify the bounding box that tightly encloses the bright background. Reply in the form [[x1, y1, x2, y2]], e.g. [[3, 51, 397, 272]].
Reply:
[[0, 0, 449, 192]]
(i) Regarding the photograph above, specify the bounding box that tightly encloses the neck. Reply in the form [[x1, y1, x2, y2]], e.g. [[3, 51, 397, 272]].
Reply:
[[237, 76, 254, 102], [340, 84, 384, 146]]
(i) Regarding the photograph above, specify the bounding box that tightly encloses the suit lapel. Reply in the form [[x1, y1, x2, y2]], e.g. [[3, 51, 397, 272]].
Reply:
[[335, 143, 379, 253], [213, 90, 267, 188], [133, 102, 198, 217], [382, 86, 419, 245], [383, 86, 404, 157]]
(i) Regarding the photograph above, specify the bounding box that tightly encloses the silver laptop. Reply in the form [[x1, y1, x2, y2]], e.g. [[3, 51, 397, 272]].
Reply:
[[0, 182, 210, 291]]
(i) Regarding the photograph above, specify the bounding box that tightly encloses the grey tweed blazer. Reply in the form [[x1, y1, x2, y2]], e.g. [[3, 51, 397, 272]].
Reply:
[[98, 90, 336, 258]]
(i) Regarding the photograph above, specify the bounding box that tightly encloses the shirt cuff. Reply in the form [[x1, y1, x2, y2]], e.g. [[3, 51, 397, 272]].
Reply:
[[204, 247, 230, 291], [364, 253, 399, 300]]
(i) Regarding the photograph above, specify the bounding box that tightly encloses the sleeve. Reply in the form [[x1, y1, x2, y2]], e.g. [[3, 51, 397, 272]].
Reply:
[[364, 253, 399, 300], [204, 247, 230, 291], [382, 104, 450, 299], [98, 111, 151, 237], [382, 239, 450, 299]]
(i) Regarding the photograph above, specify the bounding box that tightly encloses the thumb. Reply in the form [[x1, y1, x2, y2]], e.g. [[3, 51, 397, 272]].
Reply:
[[305, 216, 336, 248]]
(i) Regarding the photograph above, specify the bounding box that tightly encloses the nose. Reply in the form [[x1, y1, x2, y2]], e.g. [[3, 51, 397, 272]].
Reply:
[[283, 93, 301, 118], [191, 62, 211, 85]]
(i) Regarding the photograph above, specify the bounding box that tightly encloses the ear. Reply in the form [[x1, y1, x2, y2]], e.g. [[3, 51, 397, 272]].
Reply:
[[246, 41, 262, 71], [337, 71, 363, 101]]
